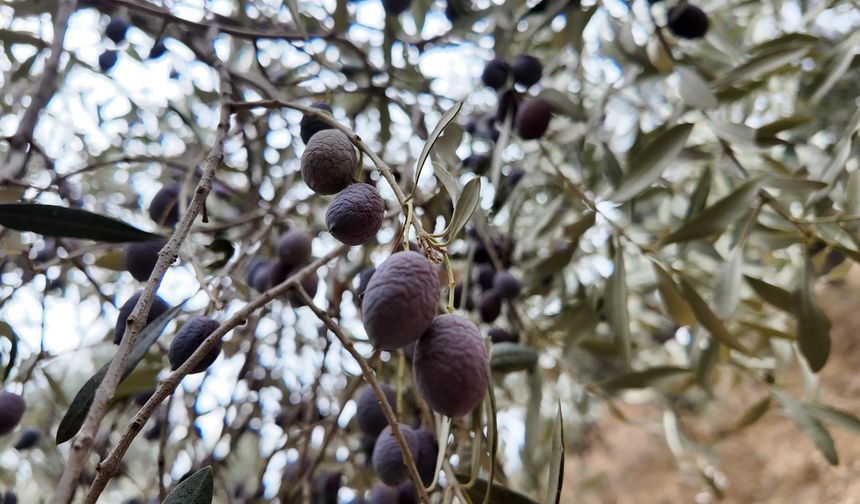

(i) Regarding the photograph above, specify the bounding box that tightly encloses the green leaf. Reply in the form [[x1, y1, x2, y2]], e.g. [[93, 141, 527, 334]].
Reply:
[[432, 161, 460, 200], [162, 466, 214, 504], [744, 276, 795, 313], [600, 366, 690, 391], [0, 204, 163, 243], [413, 100, 464, 189], [679, 278, 749, 354], [796, 255, 831, 372], [56, 303, 182, 444], [458, 476, 539, 504], [716, 46, 809, 87], [713, 246, 743, 319], [444, 177, 480, 243], [676, 66, 717, 109], [774, 390, 838, 465], [661, 180, 759, 245], [805, 403, 860, 436], [651, 262, 695, 326], [544, 404, 564, 504], [807, 31, 860, 104], [724, 397, 771, 434], [605, 244, 631, 365], [609, 123, 694, 202], [0, 321, 19, 383], [490, 343, 539, 373], [755, 115, 813, 139]]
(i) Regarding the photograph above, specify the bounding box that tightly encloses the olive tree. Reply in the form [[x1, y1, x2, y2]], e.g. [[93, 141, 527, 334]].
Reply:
[[0, 0, 859, 502]]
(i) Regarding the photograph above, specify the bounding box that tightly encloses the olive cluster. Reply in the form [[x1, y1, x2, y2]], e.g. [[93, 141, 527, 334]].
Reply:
[[480, 55, 553, 140], [243, 228, 320, 307], [299, 104, 386, 247]]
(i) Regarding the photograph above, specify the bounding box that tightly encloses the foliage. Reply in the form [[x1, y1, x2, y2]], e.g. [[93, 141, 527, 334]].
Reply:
[[0, 0, 859, 502]]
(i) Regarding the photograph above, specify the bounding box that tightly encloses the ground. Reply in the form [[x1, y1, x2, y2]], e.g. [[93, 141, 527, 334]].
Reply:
[[563, 268, 860, 503]]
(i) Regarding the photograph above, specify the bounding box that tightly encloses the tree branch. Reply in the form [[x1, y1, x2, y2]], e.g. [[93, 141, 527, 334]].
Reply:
[[1, 0, 78, 183], [81, 245, 350, 503], [51, 61, 234, 504]]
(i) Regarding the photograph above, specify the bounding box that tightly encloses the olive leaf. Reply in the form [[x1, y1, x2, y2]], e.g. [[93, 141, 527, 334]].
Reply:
[[805, 403, 860, 436], [544, 403, 564, 504], [716, 46, 809, 87], [432, 161, 460, 200], [679, 277, 749, 354], [0, 203, 163, 243], [444, 176, 480, 243], [676, 66, 717, 109], [605, 244, 631, 366], [162, 466, 214, 504], [796, 255, 831, 372], [600, 366, 690, 391], [56, 303, 183, 444], [744, 276, 794, 313], [773, 390, 838, 465], [609, 123, 694, 202], [661, 179, 759, 245], [651, 261, 695, 326], [713, 246, 743, 319], [412, 100, 464, 192]]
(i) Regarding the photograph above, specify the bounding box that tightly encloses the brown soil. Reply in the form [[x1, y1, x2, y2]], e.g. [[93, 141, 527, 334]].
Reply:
[[563, 270, 860, 503]]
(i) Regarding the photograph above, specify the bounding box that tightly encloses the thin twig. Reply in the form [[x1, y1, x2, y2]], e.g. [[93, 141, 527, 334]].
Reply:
[[51, 59, 234, 504], [80, 245, 350, 503], [1, 0, 78, 183]]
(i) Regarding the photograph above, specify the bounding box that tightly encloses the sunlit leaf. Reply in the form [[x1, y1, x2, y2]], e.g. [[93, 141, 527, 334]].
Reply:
[[609, 123, 694, 202], [677, 66, 717, 109], [713, 246, 743, 319], [661, 180, 759, 245], [413, 100, 464, 189], [605, 244, 631, 365], [652, 262, 695, 326]]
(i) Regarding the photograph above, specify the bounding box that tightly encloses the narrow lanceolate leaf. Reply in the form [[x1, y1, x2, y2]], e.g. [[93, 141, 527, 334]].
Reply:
[[600, 366, 690, 391], [661, 180, 759, 245], [444, 176, 480, 243], [713, 246, 743, 319], [0, 321, 19, 383], [676, 66, 717, 109], [808, 31, 860, 104], [680, 278, 749, 354], [774, 390, 838, 465], [432, 161, 460, 199], [716, 46, 809, 87], [744, 276, 795, 313], [0, 204, 163, 243], [796, 256, 831, 372], [609, 123, 694, 202], [544, 404, 564, 504], [652, 262, 695, 325], [162, 466, 214, 504], [724, 396, 771, 434], [805, 403, 860, 436], [605, 245, 631, 365], [413, 100, 464, 187], [56, 304, 183, 444]]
